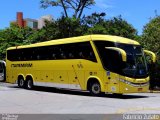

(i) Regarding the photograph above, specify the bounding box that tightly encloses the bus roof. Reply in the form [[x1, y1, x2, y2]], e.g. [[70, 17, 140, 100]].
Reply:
[[7, 34, 140, 50]]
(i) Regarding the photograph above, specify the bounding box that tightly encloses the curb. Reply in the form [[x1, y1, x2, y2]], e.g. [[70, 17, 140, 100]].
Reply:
[[149, 90, 160, 93]]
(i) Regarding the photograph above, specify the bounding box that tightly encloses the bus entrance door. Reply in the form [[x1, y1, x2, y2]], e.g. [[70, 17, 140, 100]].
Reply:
[[69, 63, 84, 90]]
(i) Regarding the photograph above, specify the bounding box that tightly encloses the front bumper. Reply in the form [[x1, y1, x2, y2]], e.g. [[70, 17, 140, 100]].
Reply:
[[119, 78, 149, 93]]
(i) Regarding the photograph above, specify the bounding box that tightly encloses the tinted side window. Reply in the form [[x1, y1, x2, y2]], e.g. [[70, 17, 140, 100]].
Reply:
[[7, 42, 97, 62], [7, 49, 18, 61], [102, 49, 122, 72], [94, 41, 116, 70], [76, 42, 97, 62]]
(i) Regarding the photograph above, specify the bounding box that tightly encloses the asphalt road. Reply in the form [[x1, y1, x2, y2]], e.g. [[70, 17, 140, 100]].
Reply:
[[0, 82, 160, 114]]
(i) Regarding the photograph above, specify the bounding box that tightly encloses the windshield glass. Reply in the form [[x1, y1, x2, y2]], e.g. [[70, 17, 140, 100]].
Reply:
[[116, 43, 148, 78], [94, 41, 148, 78]]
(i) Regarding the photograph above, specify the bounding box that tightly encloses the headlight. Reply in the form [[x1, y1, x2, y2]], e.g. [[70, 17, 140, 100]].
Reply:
[[119, 78, 149, 87]]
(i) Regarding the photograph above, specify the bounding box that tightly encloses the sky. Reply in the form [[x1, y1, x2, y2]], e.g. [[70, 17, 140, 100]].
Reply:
[[0, 0, 160, 35]]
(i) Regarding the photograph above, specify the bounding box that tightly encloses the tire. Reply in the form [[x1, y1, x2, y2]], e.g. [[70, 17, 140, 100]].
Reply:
[[18, 78, 25, 88], [89, 82, 101, 96], [25, 79, 33, 90]]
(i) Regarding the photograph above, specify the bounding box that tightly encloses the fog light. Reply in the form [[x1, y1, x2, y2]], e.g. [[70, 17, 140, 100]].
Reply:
[[125, 88, 129, 91]]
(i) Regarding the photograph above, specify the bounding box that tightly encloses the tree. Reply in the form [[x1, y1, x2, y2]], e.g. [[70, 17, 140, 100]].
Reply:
[[104, 16, 138, 39], [40, 0, 95, 18], [141, 16, 160, 56], [141, 15, 160, 89], [55, 16, 84, 37], [29, 16, 84, 42], [83, 15, 138, 39], [81, 12, 106, 27], [0, 24, 34, 59]]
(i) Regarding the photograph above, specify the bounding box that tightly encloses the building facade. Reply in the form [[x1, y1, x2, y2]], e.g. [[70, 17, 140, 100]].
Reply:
[[11, 12, 53, 29], [38, 15, 53, 29]]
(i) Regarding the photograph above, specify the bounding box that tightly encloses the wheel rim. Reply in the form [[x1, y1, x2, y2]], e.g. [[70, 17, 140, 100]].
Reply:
[[19, 79, 24, 87], [27, 80, 32, 89], [91, 83, 100, 94]]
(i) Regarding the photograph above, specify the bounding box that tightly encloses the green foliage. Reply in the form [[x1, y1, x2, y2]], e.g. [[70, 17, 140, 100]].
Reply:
[[83, 14, 138, 39], [81, 12, 106, 27], [104, 16, 138, 39], [0, 24, 34, 59], [54, 16, 83, 38], [140, 16, 160, 89], [141, 16, 160, 56], [28, 17, 84, 42]]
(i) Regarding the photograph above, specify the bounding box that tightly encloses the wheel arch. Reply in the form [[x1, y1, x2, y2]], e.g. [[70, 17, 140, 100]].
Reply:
[[86, 76, 104, 92], [25, 74, 34, 89], [17, 74, 25, 83], [25, 74, 34, 81]]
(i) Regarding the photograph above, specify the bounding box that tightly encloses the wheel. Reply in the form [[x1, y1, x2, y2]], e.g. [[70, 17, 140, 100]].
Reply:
[[18, 78, 25, 88], [89, 82, 101, 96], [25, 79, 33, 90]]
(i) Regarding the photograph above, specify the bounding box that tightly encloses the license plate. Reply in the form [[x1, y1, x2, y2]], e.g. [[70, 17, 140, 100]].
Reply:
[[138, 88, 143, 91]]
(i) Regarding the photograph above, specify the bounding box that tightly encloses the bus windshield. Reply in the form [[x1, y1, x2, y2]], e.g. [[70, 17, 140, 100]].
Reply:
[[94, 41, 148, 78], [116, 43, 148, 78]]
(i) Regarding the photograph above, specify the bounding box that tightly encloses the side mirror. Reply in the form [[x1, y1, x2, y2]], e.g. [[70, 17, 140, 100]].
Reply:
[[105, 47, 127, 62], [143, 50, 156, 63]]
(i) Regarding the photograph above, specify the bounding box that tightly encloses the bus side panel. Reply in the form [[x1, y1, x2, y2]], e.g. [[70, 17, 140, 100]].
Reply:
[[53, 70, 69, 88], [68, 70, 84, 90]]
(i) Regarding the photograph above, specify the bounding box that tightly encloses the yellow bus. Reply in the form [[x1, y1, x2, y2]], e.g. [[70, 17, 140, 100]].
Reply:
[[6, 35, 156, 95]]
